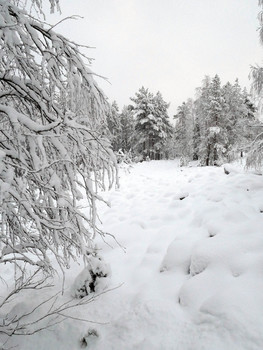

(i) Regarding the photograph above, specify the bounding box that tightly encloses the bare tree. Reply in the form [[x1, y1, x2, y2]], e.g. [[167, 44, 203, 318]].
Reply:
[[0, 0, 117, 281], [0, 0, 118, 346]]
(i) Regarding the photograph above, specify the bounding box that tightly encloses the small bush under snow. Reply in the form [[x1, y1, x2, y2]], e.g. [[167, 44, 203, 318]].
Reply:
[[80, 328, 99, 348], [71, 254, 111, 299]]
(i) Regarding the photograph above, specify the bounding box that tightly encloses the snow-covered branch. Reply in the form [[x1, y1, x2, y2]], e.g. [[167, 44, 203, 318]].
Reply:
[[0, 0, 117, 275]]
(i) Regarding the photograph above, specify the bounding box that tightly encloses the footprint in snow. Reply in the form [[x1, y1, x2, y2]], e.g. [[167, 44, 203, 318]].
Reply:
[[173, 192, 189, 200]]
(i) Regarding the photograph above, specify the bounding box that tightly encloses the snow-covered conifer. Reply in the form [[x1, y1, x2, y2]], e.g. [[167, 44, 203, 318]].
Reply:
[[247, 1, 263, 167], [119, 105, 135, 153], [174, 99, 195, 163], [131, 87, 172, 160], [106, 101, 122, 152], [222, 81, 256, 160]]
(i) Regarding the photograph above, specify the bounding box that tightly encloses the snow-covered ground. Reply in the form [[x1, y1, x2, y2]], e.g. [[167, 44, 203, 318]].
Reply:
[[3, 160, 263, 350]]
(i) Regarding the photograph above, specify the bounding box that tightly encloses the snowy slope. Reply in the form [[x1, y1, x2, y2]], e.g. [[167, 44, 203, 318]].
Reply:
[[3, 160, 263, 350]]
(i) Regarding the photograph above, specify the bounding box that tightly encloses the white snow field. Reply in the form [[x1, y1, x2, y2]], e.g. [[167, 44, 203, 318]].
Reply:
[[3, 160, 263, 350]]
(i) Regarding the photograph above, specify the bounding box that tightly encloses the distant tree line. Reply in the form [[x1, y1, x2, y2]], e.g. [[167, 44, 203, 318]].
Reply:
[[107, 87, 173, 161], [107, 76, 259, 165], [173, 75, 257, 165]]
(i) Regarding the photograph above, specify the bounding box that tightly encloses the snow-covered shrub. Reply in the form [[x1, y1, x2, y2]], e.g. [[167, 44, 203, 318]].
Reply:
[[80, 328, 99, 348], [116, 149, 133, 164], [115, 149, 133, 174], [71, 254, 111, 299]]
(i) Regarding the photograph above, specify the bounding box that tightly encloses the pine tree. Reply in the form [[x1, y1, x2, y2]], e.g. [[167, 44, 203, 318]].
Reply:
[[173, 73, 257, 165], [131, 87, 155, 159], [107, 101, 122, 152], [119, 105, 135, 153], [247, 0, 263, 167], [174, 99, 194, 163], [205, 74, 226, 165], [153, 91, 173, 159], [194, 75, 228, 165], [222, 81, 256, 159], [194, 76, 212, 164], [131, 87, 172, 160]]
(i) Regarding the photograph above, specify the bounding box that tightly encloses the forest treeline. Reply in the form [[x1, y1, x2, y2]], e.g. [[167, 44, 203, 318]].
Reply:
[[107, 75, 261, 166]]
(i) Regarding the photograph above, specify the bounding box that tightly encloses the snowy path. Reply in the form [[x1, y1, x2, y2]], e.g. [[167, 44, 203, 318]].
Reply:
[[7, 160, 263, 350], [90, 160, 263, 350]]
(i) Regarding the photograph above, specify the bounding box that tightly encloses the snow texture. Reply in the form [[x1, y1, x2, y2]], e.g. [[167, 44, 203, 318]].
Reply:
[[2, 159, 263, 350]]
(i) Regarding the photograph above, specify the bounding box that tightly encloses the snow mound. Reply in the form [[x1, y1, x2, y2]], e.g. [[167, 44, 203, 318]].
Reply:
[[160, 238, 195, 274], [4, 160, 263, 350]]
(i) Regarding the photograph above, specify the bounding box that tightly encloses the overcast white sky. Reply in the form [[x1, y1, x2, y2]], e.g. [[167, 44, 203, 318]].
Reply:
[[47, 0, 263, 117]]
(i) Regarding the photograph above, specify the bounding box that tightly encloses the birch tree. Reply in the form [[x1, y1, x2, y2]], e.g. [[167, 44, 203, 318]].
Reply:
[[0, 0, 117, 276]]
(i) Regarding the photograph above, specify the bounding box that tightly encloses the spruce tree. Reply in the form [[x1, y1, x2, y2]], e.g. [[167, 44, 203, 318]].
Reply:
[[119, 105, 135, 153], [205, 74, 225, 165], [107, 101, 122, 152], [194, 76, 212, 164], [174, 99, 194, 163], [131, 87, 172, 160]]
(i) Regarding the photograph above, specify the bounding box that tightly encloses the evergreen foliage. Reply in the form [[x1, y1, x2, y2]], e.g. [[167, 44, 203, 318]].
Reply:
[[106, 102, 135, 161], [247, 0, 263, 167], [174, 75, 257, 165], [119, 105, 135, 153], [106, 101, 122, 152], [131, 87, 173, 160], [173, 99, 194, 163]]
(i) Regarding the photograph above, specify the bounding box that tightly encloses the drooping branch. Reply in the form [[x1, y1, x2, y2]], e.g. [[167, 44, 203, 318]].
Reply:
[[0, 0, 117, 275]]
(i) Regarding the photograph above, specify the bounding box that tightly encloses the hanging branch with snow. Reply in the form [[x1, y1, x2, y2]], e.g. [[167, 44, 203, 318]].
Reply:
[[0, 0, 117, 274]]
